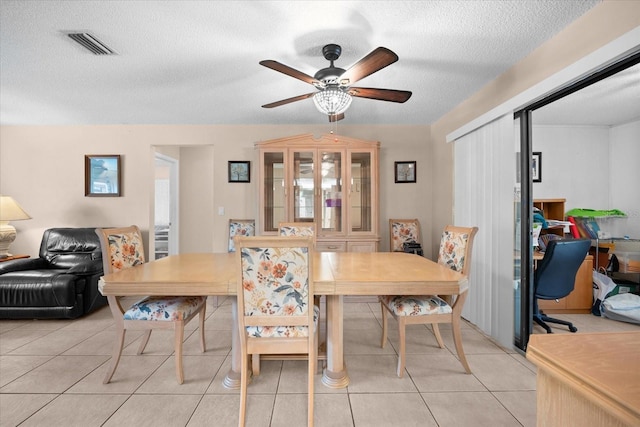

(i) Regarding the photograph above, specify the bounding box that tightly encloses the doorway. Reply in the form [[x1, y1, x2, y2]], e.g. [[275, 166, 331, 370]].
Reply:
[[154, 152, 179, 259], [515, 52, 640, 351]]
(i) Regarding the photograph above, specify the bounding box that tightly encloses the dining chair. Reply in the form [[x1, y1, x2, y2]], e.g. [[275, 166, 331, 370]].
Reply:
[[279, 222, 324, 366], [247, 221, 320, 376], [224, 219, 256, 307], [235, 235, 318, 427], [380, 224, 478, 377], [389, 218, 422, 252], [228, 219, 256, 252], [95, 225, 207, 384], [278, 222, 316, 245]]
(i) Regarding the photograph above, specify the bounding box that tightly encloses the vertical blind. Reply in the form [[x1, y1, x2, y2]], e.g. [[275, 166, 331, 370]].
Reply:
[[453, 114, 516, 349]]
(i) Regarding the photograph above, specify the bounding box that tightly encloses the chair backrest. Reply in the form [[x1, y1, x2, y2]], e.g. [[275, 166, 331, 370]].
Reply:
[[95, 225, 146, 274], [235, 235, 315, 333], [437, 225, 479, 276], [278, 222, 316, 247], [535, 238, 591, 300], [228, 219, 255, 252], [389, 219, 421, 252]]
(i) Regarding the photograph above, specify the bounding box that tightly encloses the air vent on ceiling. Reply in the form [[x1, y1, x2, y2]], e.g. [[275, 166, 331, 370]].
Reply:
[[67, 32, 115, 55]]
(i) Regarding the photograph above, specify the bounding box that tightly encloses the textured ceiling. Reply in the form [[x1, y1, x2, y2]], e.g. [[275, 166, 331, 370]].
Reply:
[[0, 0, 609, 126], [532, 62, 640, 127]]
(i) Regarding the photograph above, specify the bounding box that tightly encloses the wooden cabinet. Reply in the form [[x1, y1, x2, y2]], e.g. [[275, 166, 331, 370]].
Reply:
[[538, 255, 593, 313], [534, 198, 566, 237], [257, 133, 379, 251]]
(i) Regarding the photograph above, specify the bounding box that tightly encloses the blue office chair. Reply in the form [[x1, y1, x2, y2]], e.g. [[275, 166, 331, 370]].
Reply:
[[534, 238, 591, 333]]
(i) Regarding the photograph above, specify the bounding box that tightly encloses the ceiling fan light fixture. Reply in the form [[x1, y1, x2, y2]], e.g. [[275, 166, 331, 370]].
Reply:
[[313, 88, 352, 115]]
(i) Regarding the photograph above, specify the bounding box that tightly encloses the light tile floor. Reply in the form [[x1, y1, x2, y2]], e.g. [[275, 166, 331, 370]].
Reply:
[[1, 298, 637, 426]]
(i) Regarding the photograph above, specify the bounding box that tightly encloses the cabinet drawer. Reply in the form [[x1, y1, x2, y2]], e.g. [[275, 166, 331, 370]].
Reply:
[[347, 241, 378, 252], [316, 242, 347, 252]]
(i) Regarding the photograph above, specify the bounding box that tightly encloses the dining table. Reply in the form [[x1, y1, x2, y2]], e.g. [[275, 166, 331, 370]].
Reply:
[[98, 251, 468, 389]]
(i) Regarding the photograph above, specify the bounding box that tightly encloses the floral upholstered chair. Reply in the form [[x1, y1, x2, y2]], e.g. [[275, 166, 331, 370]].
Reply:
[[278, 222, 317, 246], [275, 222, 324, 371], [235, 236, 318, 427], [95, 225, 207, 385], [228, 219, 255, 252], [379, 225, 478, 377], [389, 219, 421, 252]]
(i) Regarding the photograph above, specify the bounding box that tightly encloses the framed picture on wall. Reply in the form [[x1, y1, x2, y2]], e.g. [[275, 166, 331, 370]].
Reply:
[[532, 152, 542, 183], [394, 161, 416, 183], [228, 161, 250, 183], [85, 155, 121, 196]]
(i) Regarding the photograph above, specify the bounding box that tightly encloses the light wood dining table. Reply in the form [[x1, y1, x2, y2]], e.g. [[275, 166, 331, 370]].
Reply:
[[98, 251, 468, 389]]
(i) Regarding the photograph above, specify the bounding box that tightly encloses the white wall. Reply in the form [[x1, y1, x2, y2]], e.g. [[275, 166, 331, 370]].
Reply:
[[608, 120, 640, 238], [179, 145, 215, 253], [532, 120, 640, 239], [0, 124, 431, 257], [532, 125, 610, 210]]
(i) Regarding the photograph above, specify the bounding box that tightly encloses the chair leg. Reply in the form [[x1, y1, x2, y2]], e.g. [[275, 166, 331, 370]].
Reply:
[[540, 313, 578, 333], [308, 336, 316, 427], [397, 318, 406, 378], [533, 314, 553, 333], [315, 325, 321, 375], [251, 354, 261, 376], [199, 303, 207, 353], [239, 352, 249, 427], [174, 322, 185, 384], [104, 327, 126, 384], [431, 324, 445, 348], [380, 301, 388, 348], [137, 330, 152, 355], [451, 316, 471, 374]]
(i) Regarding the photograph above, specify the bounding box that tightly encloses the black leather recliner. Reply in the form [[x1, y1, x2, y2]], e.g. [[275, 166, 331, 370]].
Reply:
[[0, 228, 107, 319]]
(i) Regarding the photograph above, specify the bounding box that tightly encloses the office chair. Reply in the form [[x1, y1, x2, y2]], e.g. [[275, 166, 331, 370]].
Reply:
[[533, 238, 591, 333]]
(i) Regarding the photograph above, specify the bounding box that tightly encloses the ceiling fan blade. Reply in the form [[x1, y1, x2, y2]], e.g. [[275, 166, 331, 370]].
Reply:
[[339, 47, 399, 85], [347, 87, 412, 103], [259, 60, 320, 86], [261, 92, 315, 108], [328, 113, 345, 122]]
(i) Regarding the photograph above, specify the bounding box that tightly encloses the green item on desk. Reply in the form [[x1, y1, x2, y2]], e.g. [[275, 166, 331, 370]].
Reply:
[[533, 212, 548, 228], [565, 208, 627, 218]]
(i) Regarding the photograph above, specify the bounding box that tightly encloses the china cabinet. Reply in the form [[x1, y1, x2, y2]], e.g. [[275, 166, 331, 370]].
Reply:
[[256, 133, 380, 252]]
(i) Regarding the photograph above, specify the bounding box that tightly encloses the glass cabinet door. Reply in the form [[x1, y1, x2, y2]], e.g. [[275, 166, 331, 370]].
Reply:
[[263, 151, 285, 232], [349, 151, 372, 232], [292, 151, 315, 222], [320, 150, 343, 233]]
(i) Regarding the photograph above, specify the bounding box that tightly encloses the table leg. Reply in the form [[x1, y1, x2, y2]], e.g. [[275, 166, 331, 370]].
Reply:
[[322, 294, 349, 388], [223, 296, 243, 389]]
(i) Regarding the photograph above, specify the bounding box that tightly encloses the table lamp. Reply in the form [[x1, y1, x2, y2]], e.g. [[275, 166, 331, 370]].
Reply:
[[0, 195, 32, 258]]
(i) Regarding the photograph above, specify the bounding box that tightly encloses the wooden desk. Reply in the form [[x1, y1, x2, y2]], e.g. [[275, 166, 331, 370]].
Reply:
[[99, 252, 467, 389], [527, 332, 640, 427], [535, 252, 594, 313]]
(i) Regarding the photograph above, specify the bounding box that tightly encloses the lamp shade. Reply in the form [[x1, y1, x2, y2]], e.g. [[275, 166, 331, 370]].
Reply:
[[313, 87, 352, 115], [0, 196, 31, 221]]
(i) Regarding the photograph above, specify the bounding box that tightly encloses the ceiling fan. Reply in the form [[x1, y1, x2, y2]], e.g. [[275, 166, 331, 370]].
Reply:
[[260, 44, 412, 122]]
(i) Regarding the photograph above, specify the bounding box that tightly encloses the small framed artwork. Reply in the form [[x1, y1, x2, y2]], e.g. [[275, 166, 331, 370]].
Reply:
[[228, 161, 250, 183], [85, 155, 121, 196], [532, 152, 542, 183], [394, 161, 416, 183]]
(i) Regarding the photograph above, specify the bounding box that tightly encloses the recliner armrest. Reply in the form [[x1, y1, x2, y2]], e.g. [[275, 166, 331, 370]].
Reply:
[[67, 259, 104, 276], [0, 258, 48, 275]]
